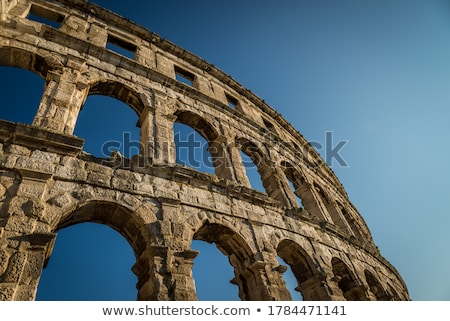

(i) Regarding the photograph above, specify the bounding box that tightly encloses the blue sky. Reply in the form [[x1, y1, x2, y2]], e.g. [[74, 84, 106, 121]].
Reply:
[[1, 0, 450, 301]]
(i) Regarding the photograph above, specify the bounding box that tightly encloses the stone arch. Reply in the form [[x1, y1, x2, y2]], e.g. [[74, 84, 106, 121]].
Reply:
[[313, 183, 353, 233], [36, 222, 137, 300], [87, 80, 148, 116], [364, 270, 389, 300], [279, 162, 331, 221], [173, 110, 231, 179], [53, 199, 159, 300], [236, 137, 291, 205], [331, 257, 367, 300], [236, 137, 267, 169], [281, 161, 307, 208], [174, 110, 219, 142], [276, 239, 328, 300], [73, 79, 151, 157], [313, 182, 331, 205], [192, 220, 269, 300], [0, 47, 52, 79], [0, 67, 45, 125], [0, 47, 52, 125], [57, 200, 151, 259]]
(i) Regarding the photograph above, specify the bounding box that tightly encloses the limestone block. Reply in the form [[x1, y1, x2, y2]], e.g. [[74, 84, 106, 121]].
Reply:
[[60, 15, 90, 41], [55, 156, 87, 181], [85, 163, 113, 187], [15, 156, 54, 174], [0, 248, 10, 275], [0, 286, 15, 301], [2, 251, 26, 282]]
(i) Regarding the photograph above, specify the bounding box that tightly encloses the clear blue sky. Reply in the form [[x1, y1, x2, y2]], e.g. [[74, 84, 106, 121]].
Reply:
[[1, 0, 450, 301]]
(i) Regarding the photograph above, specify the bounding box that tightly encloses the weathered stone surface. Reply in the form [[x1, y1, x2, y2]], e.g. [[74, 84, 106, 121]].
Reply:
[[0, 0, 409, 302]]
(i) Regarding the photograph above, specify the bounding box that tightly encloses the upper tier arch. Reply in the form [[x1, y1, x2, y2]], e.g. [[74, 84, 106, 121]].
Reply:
[[0, 47, 51, 78]]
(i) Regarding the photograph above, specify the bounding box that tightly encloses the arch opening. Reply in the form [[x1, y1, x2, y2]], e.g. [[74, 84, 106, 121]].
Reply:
[[277, 239, 322, 301], [281, 161, 306, 208], [337, 201, 365, 240], [237, 138, 271, 194], [174, 111, 221, 176], [239, 149, 265, 192], [36, 222, 137, 300], [36, 200, 151, 301], [277, 256, 304, 300], [0, 47, 51, 78], [0, 66, 45, 124], [88, 81, 145, 116], [191, 240, 238, 300], [74, 94, 140, 159], [364, 270, 389, 301], [174, 123, 215, 175], [192, 222, 256, 300], [331, 257, 366, 301], [57, 201, 149, 255]]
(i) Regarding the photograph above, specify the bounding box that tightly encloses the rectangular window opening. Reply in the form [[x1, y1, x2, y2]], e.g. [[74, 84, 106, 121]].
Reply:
[[225, 93, 239, 110], [106, 35, 137, 60], [27, 4, 65, 29], [174, 66, 195, 87]]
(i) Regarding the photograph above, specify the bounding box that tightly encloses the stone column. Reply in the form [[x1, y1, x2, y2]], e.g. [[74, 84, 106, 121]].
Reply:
[[32, 60, 89, 135], [342, 284, 371, 301], [0, 231, 55, 300], [168, 249, 199, 300], [230, 259, 292, 301], [266, 264, 293, 300], [228, 141, 251, 188], [133, 245, 199, 301], [133, 197, 199, 300], [133, 245, 170, 301], [138, 105, 156, 165], [151, 93, 177, 166], [0, 166, 56, 300], [209, 136, 237, 181], [325, 275, 348, 300]]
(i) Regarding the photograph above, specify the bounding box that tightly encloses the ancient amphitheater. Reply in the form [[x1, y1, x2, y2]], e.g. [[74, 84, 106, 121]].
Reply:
[[0, 0, 409, 300]]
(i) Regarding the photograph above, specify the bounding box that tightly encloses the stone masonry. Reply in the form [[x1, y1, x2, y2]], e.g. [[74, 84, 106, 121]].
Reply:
[[0, 0, 409, 300]]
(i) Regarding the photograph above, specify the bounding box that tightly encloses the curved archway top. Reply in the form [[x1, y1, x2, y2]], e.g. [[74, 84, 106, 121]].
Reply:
[[174, 110, 220, 142], [276, 239, 317, 275], [331, 257, 358, 281], [281, 161, 308, 186], [57, 200, 151, 259], [235, 136, 268, 165], [87, 80, 149, 117], [0, 47, 54, 79], [192, 221, 256, 266]]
